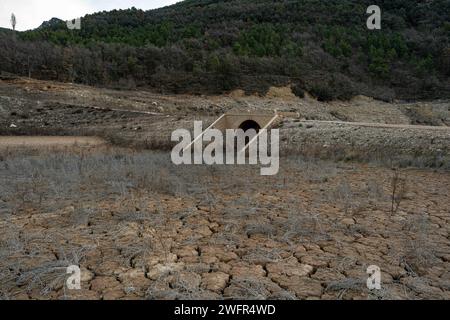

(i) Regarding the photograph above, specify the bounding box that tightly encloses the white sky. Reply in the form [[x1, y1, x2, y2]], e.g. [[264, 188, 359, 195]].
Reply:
[[0, 0, 181, 31]]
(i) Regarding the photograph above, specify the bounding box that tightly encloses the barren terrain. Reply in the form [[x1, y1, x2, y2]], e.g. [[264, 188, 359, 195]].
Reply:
[[1, 77, 449, 164], [0, 77, 449, 300]]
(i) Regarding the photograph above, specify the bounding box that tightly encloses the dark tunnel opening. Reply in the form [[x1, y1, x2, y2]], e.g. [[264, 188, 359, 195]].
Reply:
[[238, 120, 261, 147], [238, 120, 261, 133]]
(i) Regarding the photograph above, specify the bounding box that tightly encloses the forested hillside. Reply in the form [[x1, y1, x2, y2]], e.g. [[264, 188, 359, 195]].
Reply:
[[1, 0, 449, 100]]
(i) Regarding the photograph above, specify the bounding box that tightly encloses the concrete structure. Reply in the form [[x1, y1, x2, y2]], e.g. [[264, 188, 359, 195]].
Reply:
[[213, 113, 279, 132], [211, 111, 299, 131], [183, 111, 298, 152]]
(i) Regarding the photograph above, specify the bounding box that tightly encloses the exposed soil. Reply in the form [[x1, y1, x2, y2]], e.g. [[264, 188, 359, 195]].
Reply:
[[0, 148, 449, 300], [0, 136, 106, 149], [1, 78, 449, 160], [0, 77, 449, 300]]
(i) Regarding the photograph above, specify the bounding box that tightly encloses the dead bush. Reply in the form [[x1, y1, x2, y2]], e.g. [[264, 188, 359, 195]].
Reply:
[[390, 169, 407, 215]]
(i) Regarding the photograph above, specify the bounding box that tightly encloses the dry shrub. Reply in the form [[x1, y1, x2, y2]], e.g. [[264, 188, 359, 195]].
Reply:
[[390, 169, 407, 215]]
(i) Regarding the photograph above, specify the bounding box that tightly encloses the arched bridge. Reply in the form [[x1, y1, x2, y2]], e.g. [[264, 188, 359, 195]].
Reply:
[[183, 111, 298, 152], [212, 113, 280, 132]]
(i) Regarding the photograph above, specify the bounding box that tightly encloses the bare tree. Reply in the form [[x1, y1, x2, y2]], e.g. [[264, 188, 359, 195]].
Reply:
[[11, 13, 17, 31]]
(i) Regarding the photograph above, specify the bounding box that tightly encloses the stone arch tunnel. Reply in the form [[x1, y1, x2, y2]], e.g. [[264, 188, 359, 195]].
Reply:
[[212, 113, 279, 131], [183, 111, 299, 151], [238, 120, 261, 133]]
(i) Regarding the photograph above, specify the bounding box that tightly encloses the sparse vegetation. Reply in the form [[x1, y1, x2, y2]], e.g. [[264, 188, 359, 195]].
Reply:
[[0, 145, 448, 300]]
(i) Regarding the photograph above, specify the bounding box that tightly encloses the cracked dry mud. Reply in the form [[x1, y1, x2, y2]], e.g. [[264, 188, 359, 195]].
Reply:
[[0, 147, 449, 300]]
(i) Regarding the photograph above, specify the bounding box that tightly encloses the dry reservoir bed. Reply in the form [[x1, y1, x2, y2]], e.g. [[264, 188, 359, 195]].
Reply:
[[0, 145, 449, 300]]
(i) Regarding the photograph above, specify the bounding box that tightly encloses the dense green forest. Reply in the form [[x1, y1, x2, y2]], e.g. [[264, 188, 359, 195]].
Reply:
[[1, 0, 449, 100]]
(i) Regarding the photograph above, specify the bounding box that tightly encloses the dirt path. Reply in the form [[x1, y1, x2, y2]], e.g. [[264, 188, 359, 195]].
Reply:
[[0, 136, 107, 149], [299, 120, 450, 131]]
